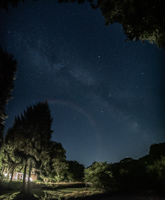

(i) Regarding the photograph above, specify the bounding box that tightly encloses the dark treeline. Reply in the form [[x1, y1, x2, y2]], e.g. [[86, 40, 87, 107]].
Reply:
[[1, 99, 165, 195], [1, 0, 165, 47], [85, 142, 165, 193], [60, 0, 165, 47]]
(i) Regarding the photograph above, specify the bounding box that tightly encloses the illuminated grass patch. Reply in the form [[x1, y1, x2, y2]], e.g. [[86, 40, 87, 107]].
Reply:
[[32, 186, 101, 199]]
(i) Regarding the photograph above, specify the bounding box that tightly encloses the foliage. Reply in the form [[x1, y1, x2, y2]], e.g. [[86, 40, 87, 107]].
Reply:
[[0, 46, 17, 146], [3, 102, 53, 192], [50, 142, 67, 182], [0, 147, 3, 171], [2, 1, 165, 47], [84, 161, 113, 192], [1, 141, 23, 182], [59, 0, 165, 47], [66, 160, 84, 182], [110, 143, 165, 191], [95, 0, 165, 47], [147, 156, 165, 190], [111, 157, 149, 191], [0, 0, 36, 10], [58, 0, 94, 4], [149, 142, 165, 160], [39, 141, 67, 182]]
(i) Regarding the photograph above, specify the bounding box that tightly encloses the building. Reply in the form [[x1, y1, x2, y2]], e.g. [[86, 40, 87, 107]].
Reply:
[[6, 169, 38, 181]]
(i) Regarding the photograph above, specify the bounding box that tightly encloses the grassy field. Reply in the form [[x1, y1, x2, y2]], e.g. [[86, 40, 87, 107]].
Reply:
[[0, 181, 102, 200], [0, 182, 165, 200], [32, 183, 102, 199]]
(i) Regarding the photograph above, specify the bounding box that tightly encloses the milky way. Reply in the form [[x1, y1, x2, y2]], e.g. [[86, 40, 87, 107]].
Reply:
[[0, 0, 165, 166]]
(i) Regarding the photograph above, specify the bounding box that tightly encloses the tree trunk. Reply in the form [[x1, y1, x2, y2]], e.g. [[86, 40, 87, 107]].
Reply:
[[27, 160, 32, 193], [1, 166, 6, 175], [10, 167, 14, 182], [22, 160, 27, 193]]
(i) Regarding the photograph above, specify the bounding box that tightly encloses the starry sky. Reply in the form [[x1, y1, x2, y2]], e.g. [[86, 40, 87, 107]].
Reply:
[[0, 0, 165, 167]]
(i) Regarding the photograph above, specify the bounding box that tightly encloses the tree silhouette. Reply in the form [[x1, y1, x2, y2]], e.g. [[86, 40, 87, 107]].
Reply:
[[39, 141, 67, 182], [0, 47, 17, 147], [50, 142, 67, 182], [1, 129, 23, 182], [149, 142, 165, 160], [3, 102, 53, 193], [66, 160, 84, 182], [95, 0, 165, 47], [147, 156, 165, 190], [109, 143, 165, 192], [1, 0, 165, 47], [85, 161, 113, 192], [59, 0, 165, 47], [0, 0, 36, 10]]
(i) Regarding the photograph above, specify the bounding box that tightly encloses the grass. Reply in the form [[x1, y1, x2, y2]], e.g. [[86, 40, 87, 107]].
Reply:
[[1, 182, 164, 200], [0, 181, 102, 200], [32, 183, 102, 199]]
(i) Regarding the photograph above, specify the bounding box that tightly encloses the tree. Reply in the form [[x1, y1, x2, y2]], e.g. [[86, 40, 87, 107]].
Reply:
[[146, 143, 165, 190], [84, 162, 113, 192], [50, 142, 68, 182], [1, 138, 23, 182], [3, 102, 53, 193], [0, 147, 4, 180], [59, 0, 165, 47], [39, 141, 68, 182], [110, 144, 165, 192], [147, 156, 165, 190], [58, 0, 93, 4], [93, 0, 165, 47], [2, 1, 165, 47], [117, 157, 149, 190], [149, 142, 165, 160], [66, 160, 84, 182], [0, 47, 17, 147], [0, 0, 35, 10]]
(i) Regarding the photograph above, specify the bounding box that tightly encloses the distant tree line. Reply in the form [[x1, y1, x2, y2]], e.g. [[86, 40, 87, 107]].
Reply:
[[84, 142, 165, 192], [0, 101, 164, 194], [1, 0, 165, 47]]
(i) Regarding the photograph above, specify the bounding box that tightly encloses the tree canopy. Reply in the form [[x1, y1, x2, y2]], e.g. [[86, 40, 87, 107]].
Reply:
[[40, 141, 67, 182], [3, 102, 53, 192], [1, 0, 165, 47], [83, 143, 165, 192], [66, 160, 84, 182], [59, 0, 165, 47], [0, 47, 17, 147], [85, 161, 113, 192]]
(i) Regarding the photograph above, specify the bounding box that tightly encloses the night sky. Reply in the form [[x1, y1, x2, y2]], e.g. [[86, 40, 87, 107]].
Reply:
[[0, 0, 165, 167]]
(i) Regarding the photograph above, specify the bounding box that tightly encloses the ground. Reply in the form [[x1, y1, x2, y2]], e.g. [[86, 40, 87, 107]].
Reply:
[[0, 182, 164, 200]]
